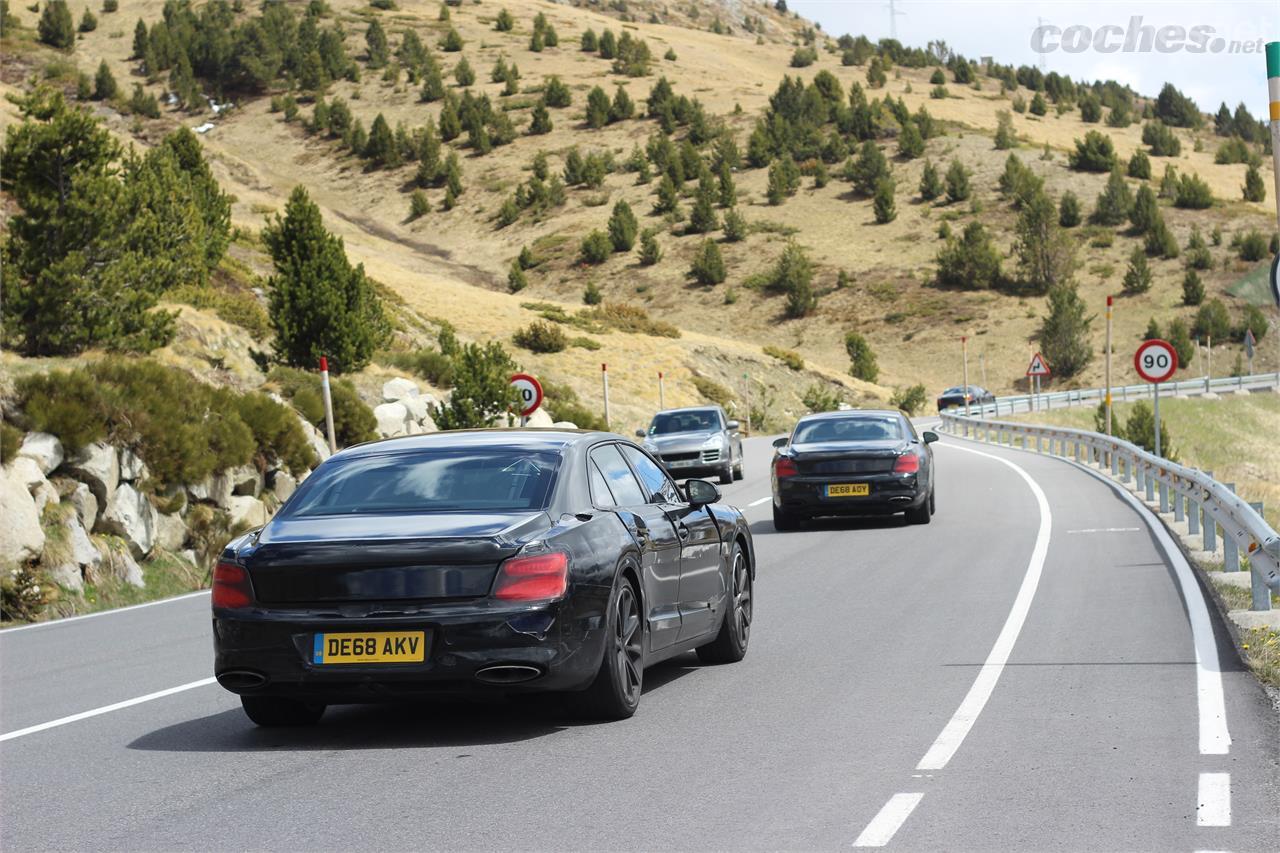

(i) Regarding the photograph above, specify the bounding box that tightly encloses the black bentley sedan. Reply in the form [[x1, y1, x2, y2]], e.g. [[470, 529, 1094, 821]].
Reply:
[[212, 430, 755, 725], [770, 410, 938, 530]]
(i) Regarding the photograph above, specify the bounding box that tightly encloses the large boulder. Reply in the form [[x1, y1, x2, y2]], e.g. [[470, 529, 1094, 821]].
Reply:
[[299, 418, 332, 464], [97, 538, 144, 588], [400, 394, 431, 424], [98, 483, 158, 559], [65, 442, 119, 508], [119, 447, 149, 482], [65, 480, 99, 530], [227, 495, 268, 529], [46, 514, 101, 593], [9, 456, 47, 492], [551, 421, 579, 430], [382, 377, 420, 402], [373, 402, 411, 438], [154, 512, 187, 552], [227, 464, 262, 498], [17, 433, 63, 475], [0, 467, 44, 566], [526, 408, 555, 428], [188, 471, 234, 508], [271, 470, 298, 502]]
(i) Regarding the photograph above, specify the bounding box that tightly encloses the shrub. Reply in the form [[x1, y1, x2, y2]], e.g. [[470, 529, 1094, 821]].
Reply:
[[1184, 227, 1212, 270], [540, 380, 606, 431], [638, 231, 661, 266], [847, 141, 889, 197], [378, 347, 456, 389], [513, 320, 568, 353], [94, 60, 118, 100], [872, 177, 896, 223], [579, 229, 612, 265], [1068, 130, 1116, 172], [269, 365, 377, 448], [1129, 184, 1159, 234], [542, 76, 571, 107], [690, 239, 726, 285], [802, 382, 844, 413], [1124, 400, 1173, 456], [1141, 121, 1181, 156], [1238, 229, 1269, 262], [1167, 318, 1195, 367], [1121, 247, 1152, 294], [440, 27, 463, 51], [431, 341, 523, 430], [1037, 284, 1093, 379], [722, 208, 747, 242], [1192, 298, 1230, 340], [1079, 94, 1102, 123], [1174, 173, 1213, 209], [38, 0, 75, 48], [607, 200, 638, 251], [1242, 164, 1266, 203], [790, 47, 817, 68], [692, 376, 733, 408], [583, 281, 602, 305], [495, 8, 514, 31], [584, 303, 679, 337], [890, 384, 927, 415], [1029, 92, 1047, 116], [1239, 304, 1268, 342], [930, 69, 945, 85], [1127, 150, 1151, 179], [78, 8, 96, 32], [1144, 218, 1179, 259], [507, 261, 527, 292], [993, 110, 1015, 150], [919, 159, 942, 200], [844, 332, 878, 382], [409, 190, 431, 220], [935, 221, 1002, 289], [763, 345, 804, 371], [1091, 167, 1133, 225]]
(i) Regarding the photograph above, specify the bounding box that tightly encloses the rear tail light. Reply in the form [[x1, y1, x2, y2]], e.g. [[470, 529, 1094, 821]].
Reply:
[[212, 561, 254, 609], [493, 551, 569, 602], [774, 457, 798, 478], [893, 453, 921, 474]]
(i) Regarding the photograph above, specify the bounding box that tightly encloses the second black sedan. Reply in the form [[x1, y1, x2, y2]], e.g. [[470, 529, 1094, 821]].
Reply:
[[936, 385, 995, 412], [770, 410, 938, 530], [212, 429, 755, 726]]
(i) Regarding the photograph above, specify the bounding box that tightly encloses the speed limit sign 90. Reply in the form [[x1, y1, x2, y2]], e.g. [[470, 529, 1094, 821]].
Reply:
[[1134, 338, 1178, 383], [509, 373, 544, 417]]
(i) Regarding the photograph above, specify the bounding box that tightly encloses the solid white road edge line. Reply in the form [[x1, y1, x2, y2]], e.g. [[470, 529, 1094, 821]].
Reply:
[[0, 677, 217, 743], [747, 496, 771, 507], [0, 589, 210, 635], [1046, 454, 1232, 756], [1197, 773, 1231, 826], [915, 441, 1052, 771], [852, 793, 924, 848]]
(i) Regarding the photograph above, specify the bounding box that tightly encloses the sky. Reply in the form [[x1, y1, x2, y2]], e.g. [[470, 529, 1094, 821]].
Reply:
[[788, 1, 1280, 114]]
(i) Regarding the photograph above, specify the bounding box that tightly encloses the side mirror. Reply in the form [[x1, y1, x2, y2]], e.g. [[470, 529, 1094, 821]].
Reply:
[[772, 436, 789, 448], [634, 428, 646, 438], [685, 479, 721, 507], [726, 419, 740, 431], [922, 430, 939, 444]]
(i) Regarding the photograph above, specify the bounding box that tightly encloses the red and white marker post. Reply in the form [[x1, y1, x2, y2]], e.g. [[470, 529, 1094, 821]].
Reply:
[[1133, 338, 1178, 458]]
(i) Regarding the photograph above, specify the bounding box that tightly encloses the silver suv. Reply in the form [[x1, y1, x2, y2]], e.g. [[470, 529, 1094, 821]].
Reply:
[[636, 406, 744, 484]]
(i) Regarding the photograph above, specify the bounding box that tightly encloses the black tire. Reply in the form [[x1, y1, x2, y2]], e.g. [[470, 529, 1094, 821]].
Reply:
[[772, 502, 798, 531], [240, 696, 326, 727], [907, 495, 932, 525], [929, 488, 936, 516], [696, 543, 752, 664], [718, 463, 734, 485], [732, 450, 744, 481], [580, 574, 643, 720]]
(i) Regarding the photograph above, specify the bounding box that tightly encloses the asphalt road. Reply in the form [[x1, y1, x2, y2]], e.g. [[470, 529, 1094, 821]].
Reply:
[[2, 430, 1278, 851]]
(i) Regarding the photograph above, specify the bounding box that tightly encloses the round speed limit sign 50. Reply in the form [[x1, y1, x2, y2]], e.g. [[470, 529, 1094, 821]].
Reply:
[[509, 373, 544, 417], [1133, 338, 1178, 384]]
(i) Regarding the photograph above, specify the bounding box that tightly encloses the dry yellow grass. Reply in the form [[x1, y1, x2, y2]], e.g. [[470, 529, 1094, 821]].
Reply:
[[3, 0, 1277, 426]]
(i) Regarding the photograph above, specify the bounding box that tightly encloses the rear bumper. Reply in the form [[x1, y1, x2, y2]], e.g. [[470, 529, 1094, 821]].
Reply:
[[773, 474, 926, 518], [212, 590, 608, 703]]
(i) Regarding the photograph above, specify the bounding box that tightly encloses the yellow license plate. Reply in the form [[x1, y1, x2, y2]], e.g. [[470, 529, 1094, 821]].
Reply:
[[312, 631, 427, 665], [826, 483, 870, 497]]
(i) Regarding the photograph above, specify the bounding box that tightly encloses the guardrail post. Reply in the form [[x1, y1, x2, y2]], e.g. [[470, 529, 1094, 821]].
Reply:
[[1202, 474, 1216, 552], [1074, 440, 1082, 462], [1110, 449, 1118, 475], [1173, 485, 1184, 522], [1120, 455, 1129, 483], [1144, 466, 1155, 502], [1247, 501, 1272, 611], [1223, 484, 1239, 571], [1159, 478, 1169, 513]]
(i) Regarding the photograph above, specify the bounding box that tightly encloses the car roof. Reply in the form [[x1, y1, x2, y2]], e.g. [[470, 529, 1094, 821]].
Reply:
[[795, 409, 903, 423], [652, 406, 722, 417], [337, 428, 623, 459]]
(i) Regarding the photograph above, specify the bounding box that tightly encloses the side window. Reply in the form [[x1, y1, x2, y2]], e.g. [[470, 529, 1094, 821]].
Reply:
[[588, 460, 616, 508], [621, 445, 678, 504], [589, 445, 647, 506], [903, 417, 919, 441]]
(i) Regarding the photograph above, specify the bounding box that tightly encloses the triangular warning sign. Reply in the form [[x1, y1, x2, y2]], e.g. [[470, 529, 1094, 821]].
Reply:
[[1026, 352, 1051, 377]]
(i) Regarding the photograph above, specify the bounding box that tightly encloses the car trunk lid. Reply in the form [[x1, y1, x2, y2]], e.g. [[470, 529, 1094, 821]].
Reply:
[[790, 439, 907, 476], [245, 512, 548, 604]]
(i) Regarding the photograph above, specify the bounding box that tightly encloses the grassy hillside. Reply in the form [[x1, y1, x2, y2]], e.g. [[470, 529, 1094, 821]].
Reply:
[[2, 0, 1277, 432]]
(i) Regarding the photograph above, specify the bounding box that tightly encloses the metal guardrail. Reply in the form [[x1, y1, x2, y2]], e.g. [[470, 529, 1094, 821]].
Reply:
[[944, 372, 1280, 418], [939, 412, 1280, 611]]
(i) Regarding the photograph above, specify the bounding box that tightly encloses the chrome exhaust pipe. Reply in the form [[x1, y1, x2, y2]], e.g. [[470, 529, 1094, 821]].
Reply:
[[474, 664, 542, 684], [216, 669, 268, 690]]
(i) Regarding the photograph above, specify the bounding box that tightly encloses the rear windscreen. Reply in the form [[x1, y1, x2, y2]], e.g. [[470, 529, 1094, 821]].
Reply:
[[281, 449, 560, 516], [793, 417, 904, 444]]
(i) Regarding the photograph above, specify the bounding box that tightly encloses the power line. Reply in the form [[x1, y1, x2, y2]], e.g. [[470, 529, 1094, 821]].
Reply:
[[886, 0, 906, 42]]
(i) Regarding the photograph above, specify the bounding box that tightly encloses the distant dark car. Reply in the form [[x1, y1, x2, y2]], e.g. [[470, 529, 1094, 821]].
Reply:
[[212, 430, 755, 726], [770, 410, 938, 530], [636, 406, 744, 484], [936, 385, 995, 412]]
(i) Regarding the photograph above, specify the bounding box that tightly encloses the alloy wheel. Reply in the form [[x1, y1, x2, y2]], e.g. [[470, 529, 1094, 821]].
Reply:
[[614, 584, 643, 703]]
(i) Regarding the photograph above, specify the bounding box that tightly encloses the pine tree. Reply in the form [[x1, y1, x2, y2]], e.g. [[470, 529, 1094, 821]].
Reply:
[[638, 230, 661, 265], [439, 93, 462, 140], [94, 60, 118, 101], [409, 190, 431, 219], [440, 27, 463, 52], [495, 8, 514, 32], [722, 208, 747, 242], [848, 141, 889, 196], [1242, 163, 1266, 202], [443, 151, 463, 197], [689, 172, 719, 233], [1091, 166, 1133, 225], [1122, 246, 1152, 294], [131, 18, 148, 59], [690, 238, 726, 285], [364, 113, 398, 168], [994, 110, 1015, 149], [1182, 270, 1205, 305], [421, 66, 446, 101], [607, 200, 638, 251], [78, 8, 96, 32], [580, 28, 598, 52], [919, 159, 942, 200], [415, 119, 441, 186], [845, 332, 879, 382], [897, 121, 924, 159], [1037, 284, 1093, 378], [872, 177, 896, 223], [366, 19, 389, 68], [717, 160, 737, 207], [1129, 183, 1159, 234], [507, 260, 527, 292], [944, 158, 971, 202], [1015, 190, 1076, 294], [454, 55, 475, 86], [654, 174, 680, 215], [1144, 317, 1162, 341], [1058, 191, 1081, 227], [528, 100, 552, 134], [38, 0, 74, 48], [1127, 149, 1151, 179], [264, 186, 390, 372], [609, 85, 635, 122], [586, 86, 610, 128]]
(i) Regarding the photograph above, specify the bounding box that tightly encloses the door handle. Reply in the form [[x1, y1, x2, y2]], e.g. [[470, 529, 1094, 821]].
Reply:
[[677, 524, 690, 541]]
